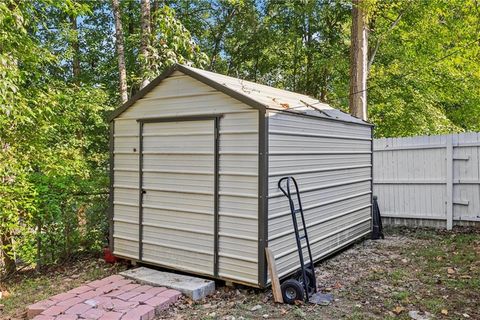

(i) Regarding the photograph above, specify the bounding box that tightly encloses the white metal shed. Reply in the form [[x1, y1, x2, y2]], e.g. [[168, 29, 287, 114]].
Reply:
[[109, 64, 373, 288]]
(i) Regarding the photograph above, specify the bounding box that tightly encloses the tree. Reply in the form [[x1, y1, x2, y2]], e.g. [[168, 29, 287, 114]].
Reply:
[[349, 0, 368, 120], [139, 0, 151, 89], [112, 0, 128, 104], [69, 13, 81, 84]]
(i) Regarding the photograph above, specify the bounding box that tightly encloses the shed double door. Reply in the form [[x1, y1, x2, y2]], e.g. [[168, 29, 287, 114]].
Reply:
[[140, 118, 218, 276]]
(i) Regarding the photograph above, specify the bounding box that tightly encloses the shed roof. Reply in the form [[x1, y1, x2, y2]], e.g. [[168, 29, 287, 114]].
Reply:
[[110, 64, 369, 125]]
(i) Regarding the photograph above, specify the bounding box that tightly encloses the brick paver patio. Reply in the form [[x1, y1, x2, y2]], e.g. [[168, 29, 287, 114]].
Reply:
[[27, 275, 182, 320]]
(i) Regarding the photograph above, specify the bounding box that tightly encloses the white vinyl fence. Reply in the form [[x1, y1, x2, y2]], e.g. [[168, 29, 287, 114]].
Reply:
[[373, 133, 480, 229]]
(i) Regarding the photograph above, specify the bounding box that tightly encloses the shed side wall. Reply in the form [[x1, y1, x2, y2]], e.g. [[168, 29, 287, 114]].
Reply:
[[267, 111, 372, 280], [112, 71, 259, 285]]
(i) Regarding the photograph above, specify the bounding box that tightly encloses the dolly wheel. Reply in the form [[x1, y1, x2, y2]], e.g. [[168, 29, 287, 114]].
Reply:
[[295, 269, 316, 295], [281, 279, 304, 304]]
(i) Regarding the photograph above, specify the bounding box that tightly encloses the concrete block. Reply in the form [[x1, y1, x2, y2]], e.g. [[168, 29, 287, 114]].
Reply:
[[120, 267, 215, 300]]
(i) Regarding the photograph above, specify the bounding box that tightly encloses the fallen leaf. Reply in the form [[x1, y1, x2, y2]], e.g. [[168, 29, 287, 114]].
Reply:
[[392, 306, 405, 314], [250, 304, 262, 311], [447, 268, 456, 274], [441, 309, 448, 315], [460, 275, 472, 279]]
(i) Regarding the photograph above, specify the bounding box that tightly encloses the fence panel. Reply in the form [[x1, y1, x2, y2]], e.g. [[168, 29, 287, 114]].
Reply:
[[373, 133, 480, 229]]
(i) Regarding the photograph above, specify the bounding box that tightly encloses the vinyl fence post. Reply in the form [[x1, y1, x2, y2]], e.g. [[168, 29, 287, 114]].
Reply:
[[446, 135, 453, 230]]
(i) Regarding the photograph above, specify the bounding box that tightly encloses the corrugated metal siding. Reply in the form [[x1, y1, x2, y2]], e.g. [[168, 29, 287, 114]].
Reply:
[[113, 118, 139, 259], [113, 71, 259, 285], [141, 120, 215, 275], [267, 111, 372, 279]]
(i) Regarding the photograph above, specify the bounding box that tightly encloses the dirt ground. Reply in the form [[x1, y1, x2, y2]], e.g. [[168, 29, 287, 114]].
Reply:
[[0, 227, 478, 320], [159, 227, 480, 320]]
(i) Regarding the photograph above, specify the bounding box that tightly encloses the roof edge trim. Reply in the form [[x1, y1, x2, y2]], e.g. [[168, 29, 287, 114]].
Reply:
[[266, 107, 374, 127], [108, 64, 177, 121]]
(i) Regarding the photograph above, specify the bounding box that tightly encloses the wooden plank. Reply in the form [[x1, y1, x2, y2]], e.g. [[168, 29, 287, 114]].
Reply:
[[265, 247, 283, 303]]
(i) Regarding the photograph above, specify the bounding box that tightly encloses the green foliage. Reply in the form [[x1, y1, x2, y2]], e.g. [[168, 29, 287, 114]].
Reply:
[[174, 0, 479, 137], [147, 5, 209, 76], [367, 0, 480, 137], [0, 1, 111, 273]]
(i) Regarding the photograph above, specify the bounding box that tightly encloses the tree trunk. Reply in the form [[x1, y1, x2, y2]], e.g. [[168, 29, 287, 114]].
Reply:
[[349, 0, 368, 121], [112, 0, 128, 104], [128, 0, 135, 35], [69, 14, 80, 85], [210, 7, 236, 69], [140, 0, 151, 90], [1, 230, 16, 275], [151, 0, 159, 28]]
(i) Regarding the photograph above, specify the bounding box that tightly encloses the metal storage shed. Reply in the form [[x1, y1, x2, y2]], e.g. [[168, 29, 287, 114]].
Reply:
[[109, 64, 373, 288]]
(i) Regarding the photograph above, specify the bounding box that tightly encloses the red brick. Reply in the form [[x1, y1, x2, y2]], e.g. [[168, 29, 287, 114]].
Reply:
[[82, 308, 105, 320], [78, 289, 101, 300], [67, 285, 92, 295], [157, 289, 181, 303], [103, 288, 126, 296], [145, 287, 167, 296], [57, 297, 83, 308], [84, 298, 101, 308], [98, 311, 123, 320], [88, 296, 113, 308], [108, 298, 139, 312], [131, 285, 152, 293], [41, 305, 68, 316], [27, 300, 56, 319], [144, 295, 170, 309], [50, 292, 76, 301], [128, 293, 154, 303], [101, 275, 125, 283], [119, 283, 140, 291], [65, 303, 92, 315], [111, 279, 132, 287], [88, 275, 124, 288], [121, 305, 155, 320], [96, 283, 121, 294], [87, 278, 111, 288], [98, 280, 131, 294], [32, 315, 56, 320], [56, 314, 78, 320], [116, 291, 140, 301]]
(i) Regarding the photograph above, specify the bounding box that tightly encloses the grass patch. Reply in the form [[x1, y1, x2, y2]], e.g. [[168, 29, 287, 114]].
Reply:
[[392, 290, 410, 302]]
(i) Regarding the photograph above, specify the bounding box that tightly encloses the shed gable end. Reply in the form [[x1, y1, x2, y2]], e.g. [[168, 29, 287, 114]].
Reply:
[[111, 70, 261, 285]]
